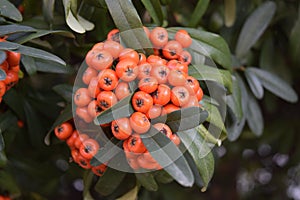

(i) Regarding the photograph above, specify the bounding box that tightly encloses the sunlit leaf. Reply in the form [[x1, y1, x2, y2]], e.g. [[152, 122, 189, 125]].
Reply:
[[245, 68, 264, 99], [0, 25, 36, 37], [77, 15, 95, 31], [141, 127, 194, 187], [188, 0, 210, 27], [0, 0, 22, 22], [235, 1, 276, 58], [247, 67, 298, 103]]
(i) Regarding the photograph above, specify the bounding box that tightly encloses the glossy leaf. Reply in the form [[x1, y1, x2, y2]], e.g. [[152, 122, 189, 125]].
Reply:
[[188, 0, 210, 27], [0, 0, 22, 22], [94, 167, 126, 196], [77, 15, 95, 31], [141, 0, 164, 26], [245, 68, 264, 99], [0, 41, 20, 50], [21, 55, 37, 76], [168, 28, 232, 70], [95, 94, 134, 125], [247, 67, 298, 103], [15, 30, 75, 44], [224, 0, 236, 27], [141, 127, 194, 187], [0, 69, 6, 80], [63, 0, 85, 33], [116, 186, 138, 200], [135, 173, 158, 191], [45, 104, 73, 145], [235, 1, 276, 58], [0, 25, 36, 37], [105, 0, 153, 54], [188, 64, 232, 93], [246, 92, 264, 136], [53, 84, 73, 102], [178, 128, 214, 189], [151, 106, 208, 132]]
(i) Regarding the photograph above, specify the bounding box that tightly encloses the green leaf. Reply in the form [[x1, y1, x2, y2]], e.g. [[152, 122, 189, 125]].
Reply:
[[116, 186, 138, 200], [235, 1, 276, 58], [0, 68, 6, 80], [45, 104, 73, 145], [188, 64, 232, 93], [226, 75, 242, 120], [0, 41, 20, 50], [168, 28, 232, 70], [2, 89, 25, 120], [245, 92, 263, 136], [151, 106, 208, 132], [43, 0, 55, 24], [35, 60, 73, 74], [290, 16, 300, 63], [94, 167, 126, 196], [0, 50, 6, 64], [141, 127, 194, 187], [224, 0, 236, 27], [63, 0, 86, 33], [95, 94, 134, 125], [245, 68, 264, 99], [21, 55, 37, 76], [0, 0, 23, 22], [247, 67, 298, 103], [0, 132, 4, 152], [0, 151, 7, 167], [0, 25, 36, 37], [105, 0, 153, 54], [135, 173, 158, 191], [77, 15, 95, 31], [53, 84, 73, 102], [83, 171, 94, 200], [15, 30, 75, 44], [188, 0, 210, 27], [141, 0, 164, 26], [178, 128, 214, 189], [154, 170, 173, 184], [0, 171, 21, 195], [0, 111, 18, 136]]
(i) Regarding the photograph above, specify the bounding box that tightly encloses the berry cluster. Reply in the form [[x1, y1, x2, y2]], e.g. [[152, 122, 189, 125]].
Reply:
[[0, 39, 21, 103], [71, 26, 203, 171], [54, 121, 107, 176]]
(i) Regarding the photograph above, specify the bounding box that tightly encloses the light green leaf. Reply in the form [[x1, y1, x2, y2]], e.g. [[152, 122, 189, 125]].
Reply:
[[247, 67, 298, 103], [77, 15, 95, 31], [235, 1, 276, 58], [188, 0, 210, 27], [224, 0, 236, 27], [188, 64, 232, 93], [63, 0, 85, 33], [135, 173, 158, 191], [15, 30, 75, 44], [21, 55, 37, 76], [168, 28, 232, 70], [0, 25, 36, 37], [83, 171, 94, 200], [141, 0, 164, 26], [116, 186, 138, 200], [0, 0, 22, 22], [0, 69, 6, 81], [178, 128, 214, 189], [245, 68, 264, 99], [105, 0, 153, 54], [246, 92, 263, 136]]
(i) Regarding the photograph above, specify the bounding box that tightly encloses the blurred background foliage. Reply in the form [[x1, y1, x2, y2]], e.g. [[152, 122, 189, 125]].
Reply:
[[0, 0, 299, 199]]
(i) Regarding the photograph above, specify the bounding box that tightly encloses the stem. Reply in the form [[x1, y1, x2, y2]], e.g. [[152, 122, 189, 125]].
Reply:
[[196, 125, 222, 146]]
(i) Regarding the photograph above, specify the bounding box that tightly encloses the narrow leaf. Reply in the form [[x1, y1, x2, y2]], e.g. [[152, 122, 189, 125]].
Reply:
[[0, 69, 6, 81], [151, 106, 208, 132], [178, 128, 214, 189], [141, 0, 163, 26], [290, 17, 300, 63], [246, 92, 264, 136], [188, 0, 210, 27], [0, 50, 6, 64], [83, 171, 95, 200], [95, 94, 134, 125], [168, 28, 232, 70], [94, 167, 126, 196], [135, 173, 158, 191], [43, 0, 55, 24], [226, 75, 242, 120], [0, 25, 36, 37], [63, 0, 86, 33], [21, 55, 37, 76], [235, 1, 276, 58], [105, 0, 153, 54], [247, 67, 298, 103], [154, 170, 173, 184], [53, 84, 73, 102], [116, 186, 138, 200], [35, 60, 73, 74], [0, 41, 20, 50], [0, 132, 4, 151], [0, 0, 22, 22], [224, 0, 236, 27], [77, 15, 95, 31], [245, 68, 264, 99], [141, 127, 194, 187], [188, 64, 232, 93]]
